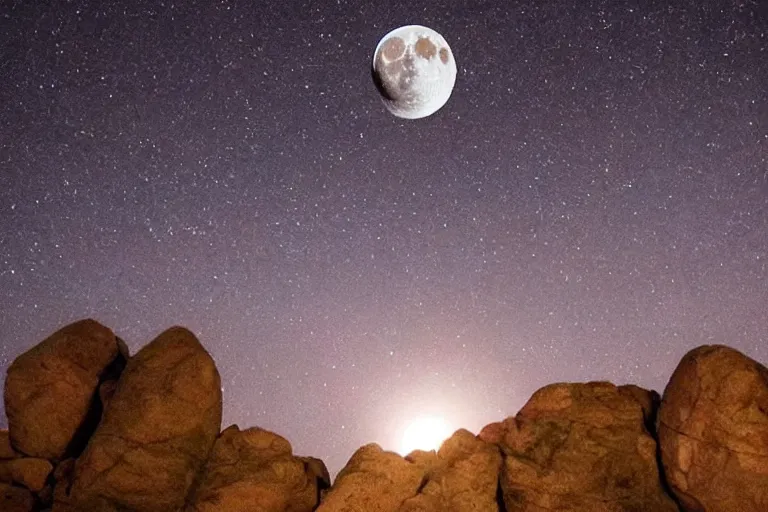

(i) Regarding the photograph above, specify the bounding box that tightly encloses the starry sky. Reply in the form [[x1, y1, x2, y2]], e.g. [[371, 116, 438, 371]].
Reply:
[[1, 0, 766, 477]]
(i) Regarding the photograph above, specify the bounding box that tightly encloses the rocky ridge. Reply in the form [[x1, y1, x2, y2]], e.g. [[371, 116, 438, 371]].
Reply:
[[1, 319, 767, 511]]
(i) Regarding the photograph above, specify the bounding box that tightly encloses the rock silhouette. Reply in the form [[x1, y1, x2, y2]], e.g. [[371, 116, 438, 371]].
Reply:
[[2, 319, 767, 511]]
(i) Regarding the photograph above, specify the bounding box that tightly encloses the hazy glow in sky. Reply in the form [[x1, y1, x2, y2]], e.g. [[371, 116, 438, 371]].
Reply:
[[400, 416, 454, 455]]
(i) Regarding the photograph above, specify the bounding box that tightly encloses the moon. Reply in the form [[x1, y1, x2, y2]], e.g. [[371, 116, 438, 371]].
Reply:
[[399, 416, 453, 455], [372, 25, 457, 119]]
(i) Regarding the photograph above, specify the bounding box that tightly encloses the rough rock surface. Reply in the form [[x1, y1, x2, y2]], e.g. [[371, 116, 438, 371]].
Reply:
[[4, 320, 127, 460], [319, 429, 501, 512], [480, 382, 679, 512], [3, 319, 768, 512], [658, 344, 768, 512], [401, 428, 502, 511], [63, 326, 222, 512], [186, 424, 329, 512], [0, 457, 53, 492], [317, 443, 424, 511]]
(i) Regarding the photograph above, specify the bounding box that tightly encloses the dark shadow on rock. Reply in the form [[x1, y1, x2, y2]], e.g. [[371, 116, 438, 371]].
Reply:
[[495, 475, 507, 512], [62, 338, 128, 459], [414, 473, 429, 495], [314, 471, 331, 507], [654, 438, 684, 512], [645, 390, 683, 511]]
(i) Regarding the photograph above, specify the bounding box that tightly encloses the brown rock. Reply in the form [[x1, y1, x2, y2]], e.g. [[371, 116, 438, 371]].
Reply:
[[4, 319, 125, 460], [0, 430, 16, 459], [97, 379, 119, 414], [0, 482, 35, 512], [187, 425, 329, 512], [317, 443, 424, 511], [66, 327, 222, 512], [403, 449, 439, 474], [299, 455, 332, 491], [300, 455, 332, 504], [477, 421, 505, 445], [0, 457, 53, 492], [401, 428, 502, 512], [658, 344, 768, 512], [487, 381, 678, 511]]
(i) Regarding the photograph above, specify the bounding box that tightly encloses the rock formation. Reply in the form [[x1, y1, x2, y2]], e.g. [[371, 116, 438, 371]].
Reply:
[[479, 382, 679, 511], [1, 319, 766, 511], [657, 345, 768, 512], [188, 425, 330, 512], [4, 319, 128, 461]]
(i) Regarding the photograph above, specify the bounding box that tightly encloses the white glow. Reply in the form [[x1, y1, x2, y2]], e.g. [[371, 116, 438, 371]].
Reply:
[[399, 416, 453, 455]]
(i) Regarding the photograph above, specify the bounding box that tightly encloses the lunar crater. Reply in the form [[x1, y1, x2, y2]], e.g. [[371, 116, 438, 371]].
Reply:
[[372, 25, 457, 119]]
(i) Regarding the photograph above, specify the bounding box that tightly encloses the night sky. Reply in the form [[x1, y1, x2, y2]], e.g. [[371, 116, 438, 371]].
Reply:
[[1, 0, 766, 477]]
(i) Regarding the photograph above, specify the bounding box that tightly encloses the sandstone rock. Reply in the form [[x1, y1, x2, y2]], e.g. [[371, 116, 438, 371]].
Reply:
[[403, 449, 438, 475], [187, 425, 330, 512], [0, 457, 53, 492], [97, 379, 119, 415], [65, 327, 222, 512], [0, 482, 35, 512], [482, 381, 678, 511], [0, 429, 16, 459], [300, 455, 332, 504], [401, 428, 502, 512], [299, 455, 332, 490], [317, 443, 424, 511], [5, 318, 767, 512], [4, 319, 127, 460], [658, 344, 768, 512], [477, 421, 505, 445]]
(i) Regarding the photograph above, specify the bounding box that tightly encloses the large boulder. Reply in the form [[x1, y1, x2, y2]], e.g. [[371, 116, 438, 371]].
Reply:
[[186, 425, 329, 512], [658, 345, 768, 512], [9, 318, 766, 512], [62, 327, 222, 512], [4, 320, 127, 460], [401, 428, 502, 511], [317, 444, 424, 511], [480, 381, 678, 511]]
